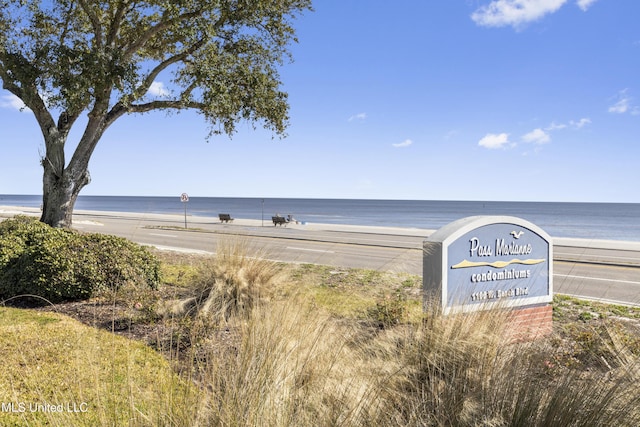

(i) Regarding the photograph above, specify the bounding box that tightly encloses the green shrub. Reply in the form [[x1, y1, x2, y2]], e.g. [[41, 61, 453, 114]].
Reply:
[[367, 292, 407, 328], [0, 216, 160, 304], [72, 233, 161, 292]]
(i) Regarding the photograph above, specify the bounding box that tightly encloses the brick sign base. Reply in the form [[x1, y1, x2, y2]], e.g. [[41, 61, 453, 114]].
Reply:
[[507, 304, 553, 341]]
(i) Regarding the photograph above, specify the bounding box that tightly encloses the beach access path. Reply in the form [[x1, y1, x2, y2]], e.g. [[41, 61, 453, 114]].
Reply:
[[2, 206, 640, 306]]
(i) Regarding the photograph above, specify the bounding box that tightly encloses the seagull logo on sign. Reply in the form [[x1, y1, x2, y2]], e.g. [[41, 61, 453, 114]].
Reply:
[[510, 230, 524, 239]]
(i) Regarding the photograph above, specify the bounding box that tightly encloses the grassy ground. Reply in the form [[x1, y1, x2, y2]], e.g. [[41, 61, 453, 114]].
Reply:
[[2, 245, 640, 426], [0, 306, 198, 426]]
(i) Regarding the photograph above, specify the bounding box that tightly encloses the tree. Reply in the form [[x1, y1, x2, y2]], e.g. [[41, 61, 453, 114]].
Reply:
[[0, 0, 311, 227]]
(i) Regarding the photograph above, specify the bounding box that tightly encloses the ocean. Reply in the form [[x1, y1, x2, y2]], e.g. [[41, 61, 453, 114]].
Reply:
[[2, 194, 639, 242]]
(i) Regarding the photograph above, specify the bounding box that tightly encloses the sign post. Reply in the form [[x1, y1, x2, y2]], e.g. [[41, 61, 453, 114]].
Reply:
[[180, 193, 189, 228]]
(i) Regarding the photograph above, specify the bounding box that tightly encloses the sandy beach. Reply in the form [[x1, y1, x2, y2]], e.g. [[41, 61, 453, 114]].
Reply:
[[0, 205, 433, 236], [3, 204, 640, 252]]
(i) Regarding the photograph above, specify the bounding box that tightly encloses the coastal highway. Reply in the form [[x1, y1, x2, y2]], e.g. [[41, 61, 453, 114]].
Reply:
[[2, 207, 639, 306], [63, 210, 640, 307]]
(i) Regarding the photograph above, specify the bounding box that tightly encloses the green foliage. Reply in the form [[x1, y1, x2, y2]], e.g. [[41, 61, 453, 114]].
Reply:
[[0, 216, 160, 303], [1, 0, 312, 137], [72, 233, 161, 291], [578, 311, 595, 322], [553, 293, 640, 322], [367, 292, 407, 328], [1, 0, 312, 227]]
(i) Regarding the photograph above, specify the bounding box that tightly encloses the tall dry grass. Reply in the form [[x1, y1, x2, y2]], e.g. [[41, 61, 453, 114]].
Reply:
[[9, 239, 639, 426], [382, 306, 640, 425], [192, 300, 378, 426], [180, 271, 640, 426], [162, 239, 391, 425], [163, 239, 283, 324]]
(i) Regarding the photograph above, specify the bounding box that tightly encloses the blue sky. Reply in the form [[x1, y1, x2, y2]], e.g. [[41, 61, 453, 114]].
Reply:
[[2, 0, 640, 203]]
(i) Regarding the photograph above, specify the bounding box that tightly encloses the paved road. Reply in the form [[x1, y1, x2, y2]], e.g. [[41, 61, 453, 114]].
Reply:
[[67, 210, 640, 306]]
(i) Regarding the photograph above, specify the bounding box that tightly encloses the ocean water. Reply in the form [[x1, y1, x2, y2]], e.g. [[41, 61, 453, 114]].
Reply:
[[2, 194, 639, 242]]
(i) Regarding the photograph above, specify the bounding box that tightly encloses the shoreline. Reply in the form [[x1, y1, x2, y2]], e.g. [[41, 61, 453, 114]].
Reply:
[[0, 205, 433, 236], [3, 205, 640, 251]]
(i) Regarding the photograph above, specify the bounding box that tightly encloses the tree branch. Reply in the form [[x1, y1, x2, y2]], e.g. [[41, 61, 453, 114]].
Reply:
[[122, 8, 204, 62], [0, 61, 21, 95], [130, 99, 205, 113], [103, 98, 205, 131], [77, 0, 103, 48], [130, 37, 206, 102], [0, 53, 61, 159], [57, 110, 80, 135], [67, 112, 107, 177], [106, 0, 130, 47], [181, 80, 199, 100], [58, 2, 75, 48]]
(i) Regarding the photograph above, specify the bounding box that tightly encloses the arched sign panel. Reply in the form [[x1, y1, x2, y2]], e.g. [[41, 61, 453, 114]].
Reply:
[[423, 216, 553, 314]]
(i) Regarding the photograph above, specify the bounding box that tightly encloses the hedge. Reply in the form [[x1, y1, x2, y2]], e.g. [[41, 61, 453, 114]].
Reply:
[[0, 216, 161, 304]]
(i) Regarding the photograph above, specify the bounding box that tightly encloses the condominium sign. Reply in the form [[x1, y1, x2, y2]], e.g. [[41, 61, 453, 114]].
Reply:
[[423, 216, 553, 314]]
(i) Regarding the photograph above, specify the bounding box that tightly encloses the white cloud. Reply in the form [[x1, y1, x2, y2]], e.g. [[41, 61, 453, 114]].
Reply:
[[522, 128, 551, 144], [569, 118, 591, 128], [471, 0, 567, 28], [392, 139, 413, 148], [0, 94, 28, 110], [609, 99, 629, 114], [478, 133, 510, 149], [545, 118, 590, 131], [608, 89, 634, 114], [576, 0, 598, 12], [348, 112, 367, 122], [480, 117, 590, 153], [147, 81, 170, 97], [545, 121, 567, 131]]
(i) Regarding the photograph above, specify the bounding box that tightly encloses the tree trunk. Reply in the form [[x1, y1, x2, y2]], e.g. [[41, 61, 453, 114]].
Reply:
[[40, 163, 90, 228], [37, 112, 98, 228]]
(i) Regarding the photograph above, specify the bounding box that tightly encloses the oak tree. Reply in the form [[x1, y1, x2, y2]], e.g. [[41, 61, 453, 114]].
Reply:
[[0, 0, 311, 227]]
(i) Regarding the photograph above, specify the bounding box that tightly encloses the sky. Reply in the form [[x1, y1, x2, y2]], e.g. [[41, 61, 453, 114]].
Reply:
[[1, 0, 640, 203]]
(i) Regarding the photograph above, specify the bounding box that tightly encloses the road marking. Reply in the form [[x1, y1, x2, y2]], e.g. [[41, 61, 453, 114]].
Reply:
[[286, 246, 335, 254], [152, 245, 214, 255], [75, 220, 104, 226], [555, 251, 640, 262], [554, 273, 640, 286], [149, 233, 177, 238]]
